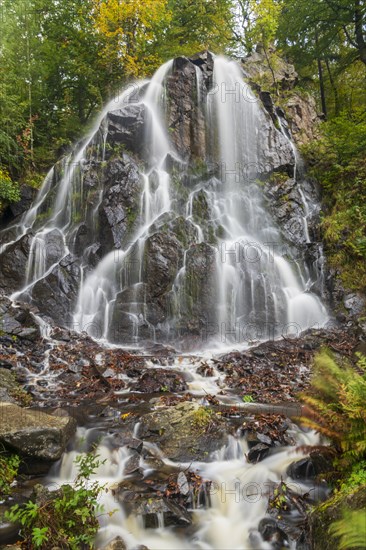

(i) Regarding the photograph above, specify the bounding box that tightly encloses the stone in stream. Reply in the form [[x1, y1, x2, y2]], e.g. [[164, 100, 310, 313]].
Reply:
[[139, 401, 228, 462], [286, 451, 332, 480], [247, 443, 270, 463], [257, 517, 289, 549], [0, 402, 76, 461]]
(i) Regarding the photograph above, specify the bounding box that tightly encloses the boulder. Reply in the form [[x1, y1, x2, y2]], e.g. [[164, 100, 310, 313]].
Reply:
[[176, 242, 218, 334], [131, 368, 187, 393], [0, 402, 76, 461], [139, 401, 228, 462], [258, 517, 289, 549]]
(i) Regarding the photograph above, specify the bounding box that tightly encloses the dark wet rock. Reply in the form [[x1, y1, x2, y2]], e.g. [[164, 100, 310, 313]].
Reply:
[[98, 154, 142, 252], [0, 295, 41, 342], [164, 216, 198, 249], [104, 104, 148, 157], [0, 233, 32, 292], [8, 184, 38, 220], [166, 56, 206, 160], [132, 368, 187, 393], [287, 451, 333, 481], [176, 242, 218, 334], [144, 232, 185, 299], [284, 92, 321, 147], [247, 443, 270, 463], [258, 517, 289, 549], [189, 50, 215, 88], [139, 401, 228, 462], [264, 176, 313, 245], [0, 402, 76, 461], [29, 254, 80, 327], [124, 452, 140, 475]]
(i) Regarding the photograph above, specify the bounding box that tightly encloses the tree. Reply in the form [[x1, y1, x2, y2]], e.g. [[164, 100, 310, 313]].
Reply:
[[92, 0, 171, 78]]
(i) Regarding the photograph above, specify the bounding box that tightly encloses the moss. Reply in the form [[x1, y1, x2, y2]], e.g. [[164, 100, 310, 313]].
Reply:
[[192, 406, 214, 429], [309, 485, 366, 550]]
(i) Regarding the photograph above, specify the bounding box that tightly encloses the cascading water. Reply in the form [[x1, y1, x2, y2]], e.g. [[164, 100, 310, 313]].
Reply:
[[48, 423, 322, 550], [0, 54, 327, 348]]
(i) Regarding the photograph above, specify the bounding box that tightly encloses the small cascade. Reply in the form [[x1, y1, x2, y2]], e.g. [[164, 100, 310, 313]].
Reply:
[[48, 425, 322, 549]]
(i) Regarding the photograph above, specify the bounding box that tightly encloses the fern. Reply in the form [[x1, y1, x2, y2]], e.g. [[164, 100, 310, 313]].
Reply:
[[300, 349, 366, 468], [330, 509, 366, 549]]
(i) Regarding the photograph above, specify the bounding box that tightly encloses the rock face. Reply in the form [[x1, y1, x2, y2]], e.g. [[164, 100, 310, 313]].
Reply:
[[0, 234, 32, 293], [0, 402, 76, 461], [29, 255, 80, 326], [241, 50, 321, 147], [166, 56, 207, 160], [104, 104, 148, 156]]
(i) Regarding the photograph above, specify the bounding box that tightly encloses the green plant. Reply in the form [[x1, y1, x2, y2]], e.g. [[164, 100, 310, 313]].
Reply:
[[242, 394, 255, 403], [5, 452, 109, 549], [0, 167, 20, 206], [330, 509, 366, 549], [192, 406, 214, 429], [300, 349, 366, 469], [0, 451, 20, 498]]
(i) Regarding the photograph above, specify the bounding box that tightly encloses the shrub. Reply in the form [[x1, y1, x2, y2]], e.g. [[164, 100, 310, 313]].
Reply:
[[0, 167, 20, 204], [0, 451, 20, 498], [5, 452, 108, 549]]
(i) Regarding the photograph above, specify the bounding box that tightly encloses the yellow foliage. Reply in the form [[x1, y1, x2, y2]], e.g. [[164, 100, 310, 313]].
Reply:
[[92, 0, 171, 77]]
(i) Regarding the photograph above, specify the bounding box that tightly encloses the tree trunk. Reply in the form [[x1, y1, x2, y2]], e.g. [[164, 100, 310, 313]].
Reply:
[[325, 59, 339, 116], [355, 0, 366, 65], [315, 32, 327, 118]]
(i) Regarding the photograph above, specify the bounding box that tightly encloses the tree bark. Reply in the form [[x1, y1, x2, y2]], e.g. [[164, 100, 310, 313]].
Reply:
[[354, 0, 366, 65], [315, 32, 327, 118]]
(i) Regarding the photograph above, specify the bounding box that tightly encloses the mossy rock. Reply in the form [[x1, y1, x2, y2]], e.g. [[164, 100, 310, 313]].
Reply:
[[308, 485, 366, 550]]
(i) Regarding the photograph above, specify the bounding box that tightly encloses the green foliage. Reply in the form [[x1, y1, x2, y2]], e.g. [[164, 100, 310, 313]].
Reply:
[[301, 109, 366, 291], [300, 349, 366, 468], [330, 509, 366, 549], [0, 168, 20, 205], [0, 451, 20, 498], [5, 453, 108, 549], [192, 406, 214, 428], [242, 394, 255, 403]]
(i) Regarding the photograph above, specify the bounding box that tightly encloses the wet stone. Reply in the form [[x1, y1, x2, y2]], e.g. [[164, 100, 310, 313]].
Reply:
[[247, 443, 270, 463]]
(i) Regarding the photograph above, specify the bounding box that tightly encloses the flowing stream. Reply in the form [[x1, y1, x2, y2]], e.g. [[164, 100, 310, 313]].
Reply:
[[48, 422, 321, 549]]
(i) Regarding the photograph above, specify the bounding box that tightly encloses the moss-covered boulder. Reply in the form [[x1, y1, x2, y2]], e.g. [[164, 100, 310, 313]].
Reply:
[[139, 401, 228, 462]]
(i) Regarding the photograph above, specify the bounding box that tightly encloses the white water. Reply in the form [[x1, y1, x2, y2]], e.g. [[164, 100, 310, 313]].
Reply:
[[0, 55, 328, 348], [48, 425, 320, 550]]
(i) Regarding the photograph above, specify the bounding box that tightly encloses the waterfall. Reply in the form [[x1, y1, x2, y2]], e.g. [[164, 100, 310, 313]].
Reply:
[[0, 54, 328, 348]]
